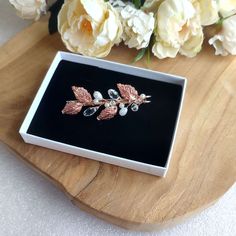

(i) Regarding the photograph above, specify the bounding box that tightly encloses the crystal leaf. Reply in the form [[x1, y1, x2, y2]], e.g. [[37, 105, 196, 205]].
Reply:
[[131, 103, 139, 112], [83, 106, 99, 117], [108, 89, 120, 99]]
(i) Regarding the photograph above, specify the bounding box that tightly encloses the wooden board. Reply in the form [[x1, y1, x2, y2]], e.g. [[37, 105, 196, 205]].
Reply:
[[0, 20, 236, 231]]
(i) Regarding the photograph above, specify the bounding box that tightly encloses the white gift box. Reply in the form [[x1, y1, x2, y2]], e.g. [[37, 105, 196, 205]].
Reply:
[[19, 51, 187, 177]]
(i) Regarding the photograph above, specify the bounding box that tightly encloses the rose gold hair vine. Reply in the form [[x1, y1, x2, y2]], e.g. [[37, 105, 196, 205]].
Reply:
[[62, 83, 151, 121]]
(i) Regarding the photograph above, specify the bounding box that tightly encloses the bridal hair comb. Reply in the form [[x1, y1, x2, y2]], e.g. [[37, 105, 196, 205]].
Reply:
[[62, 83, 151, 121]]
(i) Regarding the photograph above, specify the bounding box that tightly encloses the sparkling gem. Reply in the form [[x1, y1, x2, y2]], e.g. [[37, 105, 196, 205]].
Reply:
[[83, 106, 99, 117], [119, 103, 125, 108], [131, 103, 139, 112], [119, 107, 128, 116], [108, 89, 120, 99], [93, 91, 103, 100]]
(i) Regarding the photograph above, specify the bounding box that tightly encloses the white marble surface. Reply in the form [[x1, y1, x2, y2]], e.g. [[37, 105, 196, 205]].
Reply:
[[1, 2, 236, 235]]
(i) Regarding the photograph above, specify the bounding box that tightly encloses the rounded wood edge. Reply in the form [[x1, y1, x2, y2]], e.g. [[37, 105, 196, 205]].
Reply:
[[1, 20, 236, 230], [1, 141, 233, 231], [71, 197, 219, 231]]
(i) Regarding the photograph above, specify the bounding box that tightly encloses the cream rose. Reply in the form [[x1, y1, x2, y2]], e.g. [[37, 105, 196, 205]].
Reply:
[[209, 15, 236, 56], [58, 0, 123, 58], [109, 0, 126, 11], [119, 5, 155, 49], [9, 0, 47, 20], [218, 0, 236, 18], [152, 0, 204, 59], [194, 0, 219, 26]]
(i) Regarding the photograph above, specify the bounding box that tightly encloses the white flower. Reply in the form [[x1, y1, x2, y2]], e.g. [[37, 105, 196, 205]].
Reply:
[[152, 0, 204, 59], [109, 0, 126, 11], [119, 5, 155, 49], [218, 0, 236, 18], [58, 0, 123, 58], [195, 0, 219, 26], [209, 15, 236, 56], [9, 0, 47, 20]]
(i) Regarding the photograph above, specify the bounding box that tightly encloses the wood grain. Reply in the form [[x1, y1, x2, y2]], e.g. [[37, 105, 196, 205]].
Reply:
[[0, 20, 235, 231]]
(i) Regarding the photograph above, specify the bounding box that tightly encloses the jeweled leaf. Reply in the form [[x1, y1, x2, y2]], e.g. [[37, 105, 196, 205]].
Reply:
[[117, 83, 138, 100], [97, 106, 118, 121], [62, 101, 83, 115], [72, 86, 92, 103]]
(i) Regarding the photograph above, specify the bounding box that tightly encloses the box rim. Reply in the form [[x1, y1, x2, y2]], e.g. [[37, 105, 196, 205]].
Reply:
[[19, 132, 167, 176], [19, 51, 187, 177]]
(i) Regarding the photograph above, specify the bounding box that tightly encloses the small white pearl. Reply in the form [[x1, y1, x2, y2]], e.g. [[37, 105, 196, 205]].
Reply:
[[93, 91, 103, 100], [110, 100, 116, 106], [140, 94, 146, 99], [105, 102, 110, 108], [93, 99, 99, 104], [119, 103, 125, 108], [119, 107, 128, 116]]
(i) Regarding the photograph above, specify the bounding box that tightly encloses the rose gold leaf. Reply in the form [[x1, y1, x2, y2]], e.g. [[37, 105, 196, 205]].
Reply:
[[117, 83, 138, 100], [72, 86, 92, 103], [97, 106, 118, 121], [62, 101, 83, 115]]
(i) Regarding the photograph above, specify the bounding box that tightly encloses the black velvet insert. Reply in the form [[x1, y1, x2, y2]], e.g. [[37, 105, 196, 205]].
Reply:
[[27, 60, 183, 167]]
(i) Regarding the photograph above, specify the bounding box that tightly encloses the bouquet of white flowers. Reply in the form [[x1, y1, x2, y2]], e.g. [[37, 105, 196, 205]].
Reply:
[[9, 0, 236, 61]]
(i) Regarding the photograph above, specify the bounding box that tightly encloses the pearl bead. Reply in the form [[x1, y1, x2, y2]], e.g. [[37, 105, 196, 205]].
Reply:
[[93, 91, 103, 100], [140, 94, 146, 99], [110, 100, 116, 106], [93, 99, 99, 104], [119, 107, 128, 116], [119, 103, 125, 108], [105, 102, 110, 108]]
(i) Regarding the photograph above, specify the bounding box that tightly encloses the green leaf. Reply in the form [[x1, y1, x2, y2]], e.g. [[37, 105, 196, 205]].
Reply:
[[48, 0, 64, 34], [132, 0, 142, 9], [133, 48, 147, 63], [146, 34, 155, 65], [146, 46, 151, 65], [217, 17, 224, 26]]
